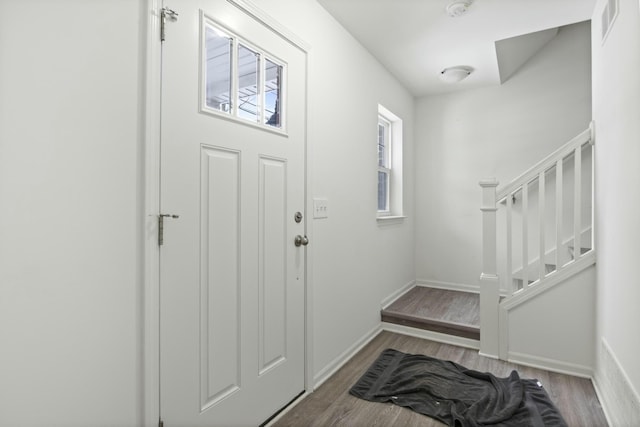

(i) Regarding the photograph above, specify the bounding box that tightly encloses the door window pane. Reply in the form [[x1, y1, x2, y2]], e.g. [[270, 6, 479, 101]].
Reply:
[[201, 21, 287, 132], [237, 44, 259, 122], [264, 59, 282, 128], [205, 25, 232, 113]]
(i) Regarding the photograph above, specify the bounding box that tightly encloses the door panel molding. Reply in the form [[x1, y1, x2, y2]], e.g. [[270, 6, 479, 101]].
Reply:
[[199, 146, 242, 410], [258, 156, 288, 376]]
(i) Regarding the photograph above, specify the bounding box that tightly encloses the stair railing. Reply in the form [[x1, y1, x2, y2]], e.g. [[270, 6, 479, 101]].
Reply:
[[479, 122, 595, 357]]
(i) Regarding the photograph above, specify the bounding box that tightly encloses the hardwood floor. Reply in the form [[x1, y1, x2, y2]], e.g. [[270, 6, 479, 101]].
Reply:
[[271, 331, 608, 427], [381, 287, 480, 340]]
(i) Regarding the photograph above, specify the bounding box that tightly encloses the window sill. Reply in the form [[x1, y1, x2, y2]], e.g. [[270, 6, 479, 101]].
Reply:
[[377, 215, 407, 225]]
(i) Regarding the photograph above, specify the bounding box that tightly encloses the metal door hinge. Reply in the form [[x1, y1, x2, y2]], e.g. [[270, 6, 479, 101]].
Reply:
[[161, 7, 179, 42], [158, 214, 180, 246]]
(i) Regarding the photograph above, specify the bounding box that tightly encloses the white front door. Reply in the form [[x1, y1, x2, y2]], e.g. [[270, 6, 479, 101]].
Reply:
[[159, 1, 307, 425]]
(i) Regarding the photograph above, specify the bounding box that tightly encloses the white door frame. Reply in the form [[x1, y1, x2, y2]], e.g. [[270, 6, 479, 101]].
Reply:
[[141, 1, 312, 425]]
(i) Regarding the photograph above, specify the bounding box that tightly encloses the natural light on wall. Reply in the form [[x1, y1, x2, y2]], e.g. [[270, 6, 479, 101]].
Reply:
[[377, 104, 404, 220]]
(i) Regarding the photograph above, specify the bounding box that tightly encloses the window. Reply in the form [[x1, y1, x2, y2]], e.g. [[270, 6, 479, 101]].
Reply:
[[377, 105, 403, 219], [203, 18, 285, 131], [377, 117, 391, 213]]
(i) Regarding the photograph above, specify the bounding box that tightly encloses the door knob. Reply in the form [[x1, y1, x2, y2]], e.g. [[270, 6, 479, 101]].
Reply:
[[294, 235, 309, 247]]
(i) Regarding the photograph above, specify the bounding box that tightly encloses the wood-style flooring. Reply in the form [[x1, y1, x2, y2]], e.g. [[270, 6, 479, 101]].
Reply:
[[271, 331, 608, 427], [381, 287, 480, 340]]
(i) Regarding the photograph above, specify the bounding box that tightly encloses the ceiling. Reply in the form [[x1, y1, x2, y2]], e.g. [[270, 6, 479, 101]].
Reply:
[[316, 0, 596, 96]]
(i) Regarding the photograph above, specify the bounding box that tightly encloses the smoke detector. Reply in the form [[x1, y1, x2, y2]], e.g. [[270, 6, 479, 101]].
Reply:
[[446, 1, 473, 17]]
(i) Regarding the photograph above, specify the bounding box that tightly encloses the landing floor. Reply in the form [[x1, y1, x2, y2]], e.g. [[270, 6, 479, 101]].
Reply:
[[381, 286, 480, 340]]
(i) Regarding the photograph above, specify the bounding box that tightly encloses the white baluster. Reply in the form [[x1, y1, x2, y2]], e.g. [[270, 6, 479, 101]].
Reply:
[[555, 158, 564, 268], [506, 193, 513, 294], [589, 141, 595, 250], [539, 171, 546, 280], [479, 179, 499, 358], [522, 184, 529, 290], [574, 146, 582, 260]]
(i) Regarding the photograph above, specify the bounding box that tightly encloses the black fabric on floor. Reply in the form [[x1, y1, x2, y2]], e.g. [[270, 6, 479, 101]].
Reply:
[[349, 348, 567, 427]]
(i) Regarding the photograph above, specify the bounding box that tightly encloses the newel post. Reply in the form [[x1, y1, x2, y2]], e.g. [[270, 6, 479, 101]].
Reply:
[[479, 179, 500, 358]]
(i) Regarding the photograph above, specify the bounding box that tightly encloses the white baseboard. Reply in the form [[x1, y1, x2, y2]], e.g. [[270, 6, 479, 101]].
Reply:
[[592, 377, 615, 427], [381, 280, 415, 309], [478, 351, 500, 360], [381, 322, 480, 350], [593, 338, 640, 427], [312, 324, 382, 389], [416, 279, 480, 294], [507, 351, 593, 378]]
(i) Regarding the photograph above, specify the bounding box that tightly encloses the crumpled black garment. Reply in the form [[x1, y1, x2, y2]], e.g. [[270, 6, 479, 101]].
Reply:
[[349, 348, 567, 427]]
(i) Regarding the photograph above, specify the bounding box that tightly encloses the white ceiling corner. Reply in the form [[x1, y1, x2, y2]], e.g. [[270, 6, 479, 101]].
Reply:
[[316, 0, 596, 96], [495, 27, 559, 84]]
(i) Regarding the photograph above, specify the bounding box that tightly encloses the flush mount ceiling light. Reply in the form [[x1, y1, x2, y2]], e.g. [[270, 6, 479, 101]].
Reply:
[[446, 1, 473, 17], [439, 66, 473, 83]]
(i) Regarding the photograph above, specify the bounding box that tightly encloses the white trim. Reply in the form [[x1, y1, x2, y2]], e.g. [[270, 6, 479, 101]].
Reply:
[[381, 280, 415, 309], [600, 0, 619, 45], [498, 304, 509, 360], [507, 351, 593, 378], [593, 338, 640, 427], [592, 376, 615, 427], [313, 325, 382, 389], [500, 250, 596, 310], [415, 279, 480, 294], [382, 323, 480, 351], [497, 126, 592, 201], [377, 103, 404, 218], [227, 0, 311, 52], [478, 351, 500, 360], [143, 0, 162, 425], [376, 215, 407, 224], [302, 52, 313, 395], [479, 178, 499, 188]]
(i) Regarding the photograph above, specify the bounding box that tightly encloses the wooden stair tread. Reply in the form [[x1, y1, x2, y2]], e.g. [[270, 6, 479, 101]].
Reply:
[[381, 310, 480, 340], [381, 287, 480, 340]]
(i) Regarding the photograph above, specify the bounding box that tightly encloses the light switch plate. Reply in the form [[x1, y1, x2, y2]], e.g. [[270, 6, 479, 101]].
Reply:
[[313, 198, 328, 219]]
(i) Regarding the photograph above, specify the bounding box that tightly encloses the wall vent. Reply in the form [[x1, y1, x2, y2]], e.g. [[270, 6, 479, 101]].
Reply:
[[601, 0, 619, 43]]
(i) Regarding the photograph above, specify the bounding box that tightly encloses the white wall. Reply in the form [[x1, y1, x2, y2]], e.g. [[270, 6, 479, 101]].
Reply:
[[591, 0, 640, 423], [0, 1, 144, 426], [0, 1, 415, 425], [506, 265, 596, 375], [414, 21, 592, 289], [252, 0, 415, 383]]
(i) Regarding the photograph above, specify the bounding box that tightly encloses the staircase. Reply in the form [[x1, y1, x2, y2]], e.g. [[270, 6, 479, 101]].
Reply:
[[381, 125, 595, 362], [479, 123, 596, 360]]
